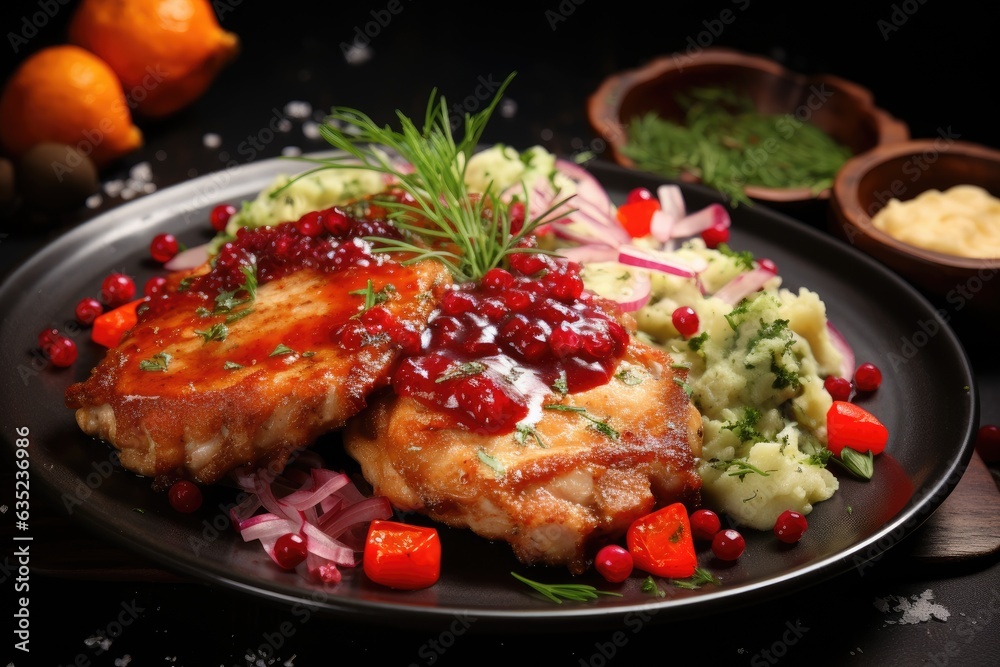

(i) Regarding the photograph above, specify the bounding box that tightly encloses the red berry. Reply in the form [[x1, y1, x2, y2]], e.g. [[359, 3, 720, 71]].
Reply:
[[975, 424, 1000, 464], [75, 297, 103, 326], [167, 480, 202, 513], [295, 211, 323, 237], [210, 204, 237, 231], [38, 327, 61, 348], [144, 276, 169, 297], [273, 533, 309, 570], [101, 273, 136, 307], [690, 508, 721, 541], [482, 267, 515, 291], [711, 529, 745, 561], [38, 329, 58, 347], [854, 362, 882, 392], [672, 306, 699, 338], [701, 222, 729, 249], [44, 335, 77, 368], [773, 510, 808, 544], [322, 208, 352, 235], [824, 376, 852, 402], [149, 233, 180, 263], [593, 544, 633, 583], [626, 187, 655, 204]]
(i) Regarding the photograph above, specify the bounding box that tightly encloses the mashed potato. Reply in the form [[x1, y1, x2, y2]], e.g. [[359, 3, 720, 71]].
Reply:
[[581, 239, 842, 530]]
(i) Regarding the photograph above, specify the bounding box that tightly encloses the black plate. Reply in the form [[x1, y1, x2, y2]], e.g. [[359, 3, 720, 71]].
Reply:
[[0, 156, 978, 632]]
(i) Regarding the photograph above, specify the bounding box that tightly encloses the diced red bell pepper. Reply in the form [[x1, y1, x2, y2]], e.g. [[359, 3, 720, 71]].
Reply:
[[626, 502, 697, 579], [363, 520, 441, 590], [616, 199, 660, 238], [91, 298, 145, 348], [826, 400, 889, 456]]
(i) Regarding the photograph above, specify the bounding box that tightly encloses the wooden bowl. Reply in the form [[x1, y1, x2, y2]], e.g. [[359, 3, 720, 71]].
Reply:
[[587, 47, 909, 204], [830, 139, 1000, 309]]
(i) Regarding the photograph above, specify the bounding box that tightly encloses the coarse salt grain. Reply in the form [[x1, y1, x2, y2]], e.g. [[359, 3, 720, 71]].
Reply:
[[203, 133, 222, 149], [874, 589, 951, 625], [284, 101, 312, 119]]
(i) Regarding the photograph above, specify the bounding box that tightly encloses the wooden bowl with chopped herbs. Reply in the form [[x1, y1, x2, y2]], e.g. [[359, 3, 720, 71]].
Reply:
[[587, 47, 909, 207]]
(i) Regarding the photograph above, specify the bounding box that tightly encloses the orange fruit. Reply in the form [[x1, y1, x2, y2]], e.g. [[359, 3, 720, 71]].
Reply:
[[69, 0, 240, 119], [0, 45, 143, 168]]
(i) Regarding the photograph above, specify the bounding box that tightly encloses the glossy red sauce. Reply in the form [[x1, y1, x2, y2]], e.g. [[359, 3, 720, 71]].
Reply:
[[136, 194, 629, 434]]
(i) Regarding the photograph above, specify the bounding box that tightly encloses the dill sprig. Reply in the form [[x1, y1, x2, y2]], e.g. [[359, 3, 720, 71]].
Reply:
[[511, 572, 622, 604], [280, 72, 571, 282]]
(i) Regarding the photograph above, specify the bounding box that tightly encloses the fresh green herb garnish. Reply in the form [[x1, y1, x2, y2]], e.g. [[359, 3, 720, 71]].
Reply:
[[833, 449, 874, 480], [510, 572, 622, 604], [514, 423, 547, 448], [281, 72, 569, 282], [620, 86, 852, 207], [717, 243, 755, 271], [225, 308, 254, 324], [349, 280, 396, 317], [223, 360, 244, 370], [543, 404, 619, 439], [139, 352, 171, 372], [552, 370, 569, 395], [269, 343, 296, 357], [477, 450, 505, 476], [687, 331, 710, 352], [722, 407, 764, 444], [672, 567, 721, 590], [436, 361, 487, 383], [194, 323, 228, 343], [672, 376, 694, 397], [615, 366, 644, 386], [641, 576, 666, 597], [711, 457, 771, 481]]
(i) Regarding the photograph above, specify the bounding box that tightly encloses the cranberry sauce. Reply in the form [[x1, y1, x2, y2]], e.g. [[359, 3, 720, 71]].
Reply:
[[390, 249, 631, 435], [140, 202, 402, 321]]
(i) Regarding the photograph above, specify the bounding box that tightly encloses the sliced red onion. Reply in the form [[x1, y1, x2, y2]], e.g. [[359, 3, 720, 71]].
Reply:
[[712, 266, 779, 304], [231, 456, 393, 582], [649, 209, 677, 245], [657, 184, 686, 220], [555, 244, 620, 264], [613, 270, 653, 312], [164, 242, 211, 271], [618, 246, 707, 278], [671, 203, 731, 239], [554, 159, 615, 215], [826, 321, 856, 380]]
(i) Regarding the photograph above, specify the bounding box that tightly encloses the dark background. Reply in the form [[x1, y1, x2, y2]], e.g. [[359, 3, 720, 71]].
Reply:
[[2, 2, 999, 666]]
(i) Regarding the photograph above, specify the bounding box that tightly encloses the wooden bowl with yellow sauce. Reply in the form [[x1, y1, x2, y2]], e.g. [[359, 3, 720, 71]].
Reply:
[[830, 138, 1000, 310]]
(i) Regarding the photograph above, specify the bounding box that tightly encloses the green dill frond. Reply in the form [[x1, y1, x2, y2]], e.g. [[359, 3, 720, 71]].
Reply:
[[279, 72, 571, 283]]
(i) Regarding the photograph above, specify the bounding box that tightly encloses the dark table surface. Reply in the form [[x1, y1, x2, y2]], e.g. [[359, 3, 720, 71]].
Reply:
[[2, 2, 1000, 666]]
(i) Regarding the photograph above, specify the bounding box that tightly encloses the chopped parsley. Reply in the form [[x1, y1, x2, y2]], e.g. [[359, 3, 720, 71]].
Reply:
[[717, 243, 755, 271], [269, 343, 296, 357], [615, 366, 644, 386], [672, 376, 694, 397], [194, 323, 228, 343], [139, 352, 171, 372], [687, 331, 710, 352], [551, 370, 569, 395], [722, 407, 764, 443], [833, 449, 874, 480], [223, 360, 244, 370]]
